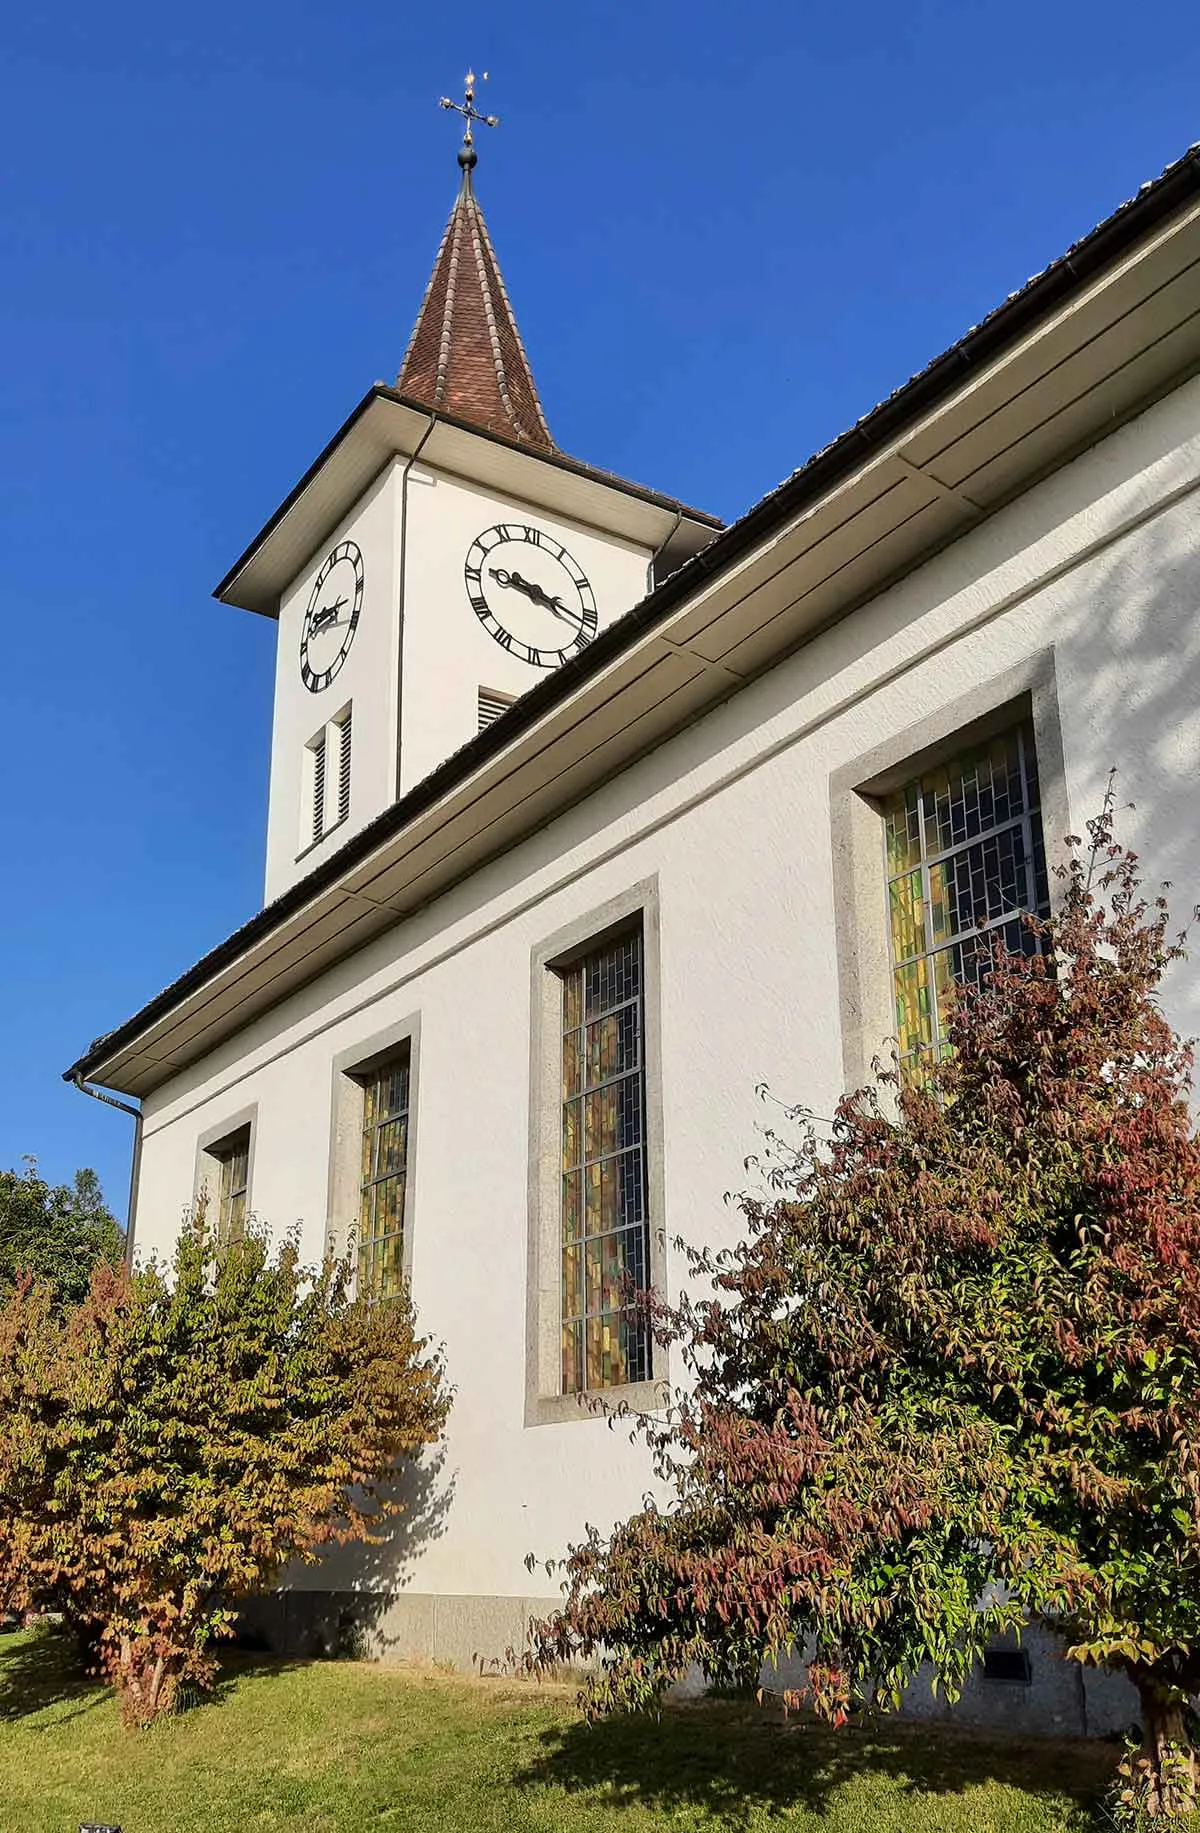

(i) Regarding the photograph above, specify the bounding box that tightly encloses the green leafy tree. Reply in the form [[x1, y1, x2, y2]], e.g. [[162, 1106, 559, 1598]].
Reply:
[[0, 1162, 122, 1307], [0, 1208, 449, 1723], [529, 800, 1200, 1819]]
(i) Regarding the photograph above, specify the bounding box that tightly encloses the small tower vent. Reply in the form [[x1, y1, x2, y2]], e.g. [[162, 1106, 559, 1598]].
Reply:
[[478, 686, 517, 731], [336, 704, 352, 825], [310, 730, 327, 846], [301, 703, 352, 856]]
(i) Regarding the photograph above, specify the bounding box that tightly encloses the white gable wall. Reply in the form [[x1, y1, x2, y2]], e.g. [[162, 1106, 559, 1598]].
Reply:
[[136, 372, 1200, 1688]]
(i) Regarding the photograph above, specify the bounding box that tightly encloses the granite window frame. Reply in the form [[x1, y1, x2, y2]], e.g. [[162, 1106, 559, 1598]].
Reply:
[[193, 1104, 258, 1244], [830, 651, 1071, 1095], [356, 1049, 412, 1302], [526, 878, 668, 1427], [326, 1013, 421, 1294]]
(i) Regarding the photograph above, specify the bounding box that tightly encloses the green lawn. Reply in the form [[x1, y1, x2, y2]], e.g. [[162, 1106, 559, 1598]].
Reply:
[[0, 1624, 1117, 1832]]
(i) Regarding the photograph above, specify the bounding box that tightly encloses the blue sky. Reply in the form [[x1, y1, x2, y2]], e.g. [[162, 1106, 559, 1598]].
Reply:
[[2, 0, 1197, 1216]]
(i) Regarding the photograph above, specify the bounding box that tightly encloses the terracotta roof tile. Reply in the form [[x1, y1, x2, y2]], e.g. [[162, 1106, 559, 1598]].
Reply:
[[397, 166, 554, 451]]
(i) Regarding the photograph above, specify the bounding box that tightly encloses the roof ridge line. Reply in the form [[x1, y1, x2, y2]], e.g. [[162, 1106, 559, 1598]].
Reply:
[[395, 167, 555, 450], [468, 191, 554, 449], [466, 194, 537, 447], [396, 192, 458, 384], [433, 193, 467, 408]]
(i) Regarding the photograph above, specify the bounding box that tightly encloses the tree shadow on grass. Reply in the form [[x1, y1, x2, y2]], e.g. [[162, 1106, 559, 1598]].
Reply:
[[0, 1623, 312, 1726], [0, 1624, 107, 1726], [514, 1698, 1118, 1829]]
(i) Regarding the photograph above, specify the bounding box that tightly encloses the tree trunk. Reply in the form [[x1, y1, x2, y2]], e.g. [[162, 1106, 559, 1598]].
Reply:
[[114, 1636, 178, 1725], [1133, 1674, 1198, 1819]]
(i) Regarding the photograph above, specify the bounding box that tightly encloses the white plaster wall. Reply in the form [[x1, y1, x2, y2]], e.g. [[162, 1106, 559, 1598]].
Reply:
[[397, 466, 653, 794], [138, 371, 1200, 1616], [264, 459, 654, 900], [265, 462, 401, 904]]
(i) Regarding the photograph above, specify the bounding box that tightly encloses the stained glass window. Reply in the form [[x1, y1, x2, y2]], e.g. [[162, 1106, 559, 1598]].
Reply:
[[215, 1127, 250, 1247], [560, 930, 651, 1393], [881, 720, 1049, 1083], [358, 1052, 410, 1302]]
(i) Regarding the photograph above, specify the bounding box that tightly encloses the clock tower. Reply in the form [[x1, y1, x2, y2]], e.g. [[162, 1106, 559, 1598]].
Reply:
[[214, 92, 721, 907]]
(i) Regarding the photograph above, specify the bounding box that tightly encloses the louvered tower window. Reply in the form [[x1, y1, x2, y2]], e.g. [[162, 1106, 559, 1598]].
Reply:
[[336, 705, 352, 824], [310, 730, 327, 846], [300, 703, 352, 855], [882, 719, 1050, 1084], [478, 686, 516, 731]]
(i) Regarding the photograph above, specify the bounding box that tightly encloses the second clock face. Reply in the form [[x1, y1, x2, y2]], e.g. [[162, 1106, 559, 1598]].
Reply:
[[300, 540, 364, 693], [464, 523, 598, 667]]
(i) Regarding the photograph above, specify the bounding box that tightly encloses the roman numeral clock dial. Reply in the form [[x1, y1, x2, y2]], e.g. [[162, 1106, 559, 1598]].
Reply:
[[299, 541, 364, 692], [464, 524, 598, 667]]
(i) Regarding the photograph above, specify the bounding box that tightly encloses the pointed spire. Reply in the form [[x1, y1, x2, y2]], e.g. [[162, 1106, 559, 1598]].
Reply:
[[396, 75, 554, 452]]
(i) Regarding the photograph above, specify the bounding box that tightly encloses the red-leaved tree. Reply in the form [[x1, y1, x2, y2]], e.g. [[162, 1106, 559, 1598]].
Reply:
[[529, 797, 1200, 1820], [0, 1210, 448, 1723]]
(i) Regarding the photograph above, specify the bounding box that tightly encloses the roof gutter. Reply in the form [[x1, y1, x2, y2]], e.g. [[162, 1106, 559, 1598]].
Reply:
[[647, 504, 684, 595]]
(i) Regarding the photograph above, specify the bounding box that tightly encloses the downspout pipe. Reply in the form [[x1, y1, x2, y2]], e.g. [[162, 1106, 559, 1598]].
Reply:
[[394, 411, 438, 799], [71, 1074, 142, 1268], [647, 506, 684, 595]]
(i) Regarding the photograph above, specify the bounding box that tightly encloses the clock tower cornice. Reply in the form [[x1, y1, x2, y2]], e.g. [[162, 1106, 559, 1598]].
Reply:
[[213, 388, 721, 617]]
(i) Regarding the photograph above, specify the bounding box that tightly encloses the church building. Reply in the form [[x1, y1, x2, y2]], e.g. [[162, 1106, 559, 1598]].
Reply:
[[67, 119, 1200, 1737]]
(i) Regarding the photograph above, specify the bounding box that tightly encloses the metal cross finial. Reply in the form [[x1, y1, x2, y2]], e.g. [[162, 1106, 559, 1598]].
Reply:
[[438, 70, 499, 167]]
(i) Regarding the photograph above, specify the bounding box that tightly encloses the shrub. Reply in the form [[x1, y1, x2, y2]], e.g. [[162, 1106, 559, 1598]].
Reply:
[[0, 1209, 448, 1723]]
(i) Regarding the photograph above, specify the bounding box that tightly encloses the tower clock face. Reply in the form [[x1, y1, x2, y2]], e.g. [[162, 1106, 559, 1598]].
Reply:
[[464, 523, 598, 667], [299, 540, 364, 693]]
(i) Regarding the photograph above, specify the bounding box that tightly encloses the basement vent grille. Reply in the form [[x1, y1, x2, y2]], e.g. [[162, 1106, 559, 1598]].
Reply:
[[982, 1648, 1031, 1685], [478, 686, 517, 731]]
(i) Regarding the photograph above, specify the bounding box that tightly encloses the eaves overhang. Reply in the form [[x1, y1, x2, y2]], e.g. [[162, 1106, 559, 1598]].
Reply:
[[69, 144, 1200, 1098], [216, 388, 723, 616]]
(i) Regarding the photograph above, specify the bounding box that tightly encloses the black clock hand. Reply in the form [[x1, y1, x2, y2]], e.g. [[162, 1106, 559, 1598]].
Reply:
[[310, 595, 348, 635], [544, 597, 584, 628], [489, 566, 556, 609], [489, 567, 583, 626]]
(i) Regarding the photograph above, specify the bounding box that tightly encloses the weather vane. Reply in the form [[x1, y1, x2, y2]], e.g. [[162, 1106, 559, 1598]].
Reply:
[[438, 70, 499, 170]]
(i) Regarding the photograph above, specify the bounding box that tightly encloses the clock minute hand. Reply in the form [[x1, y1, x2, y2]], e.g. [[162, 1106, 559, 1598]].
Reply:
[[489, 566, 556, 610], [489, 566, 582, 625], [310, 595, 348, 635], [544, 596, 584, 628]]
